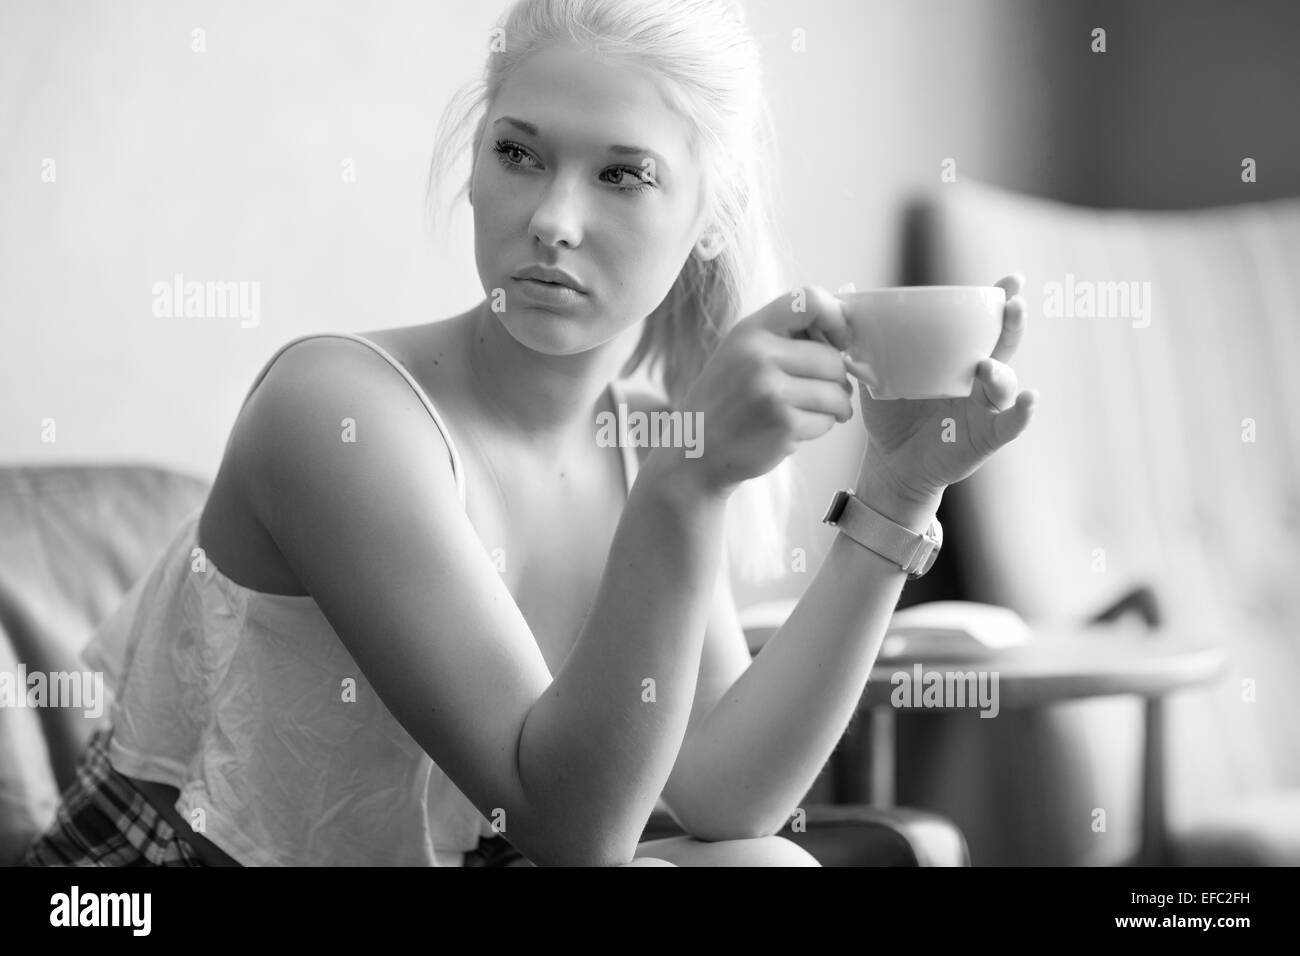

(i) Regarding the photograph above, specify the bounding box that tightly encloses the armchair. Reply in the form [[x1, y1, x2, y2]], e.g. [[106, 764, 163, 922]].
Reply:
[[896, 180, 1300, 865]]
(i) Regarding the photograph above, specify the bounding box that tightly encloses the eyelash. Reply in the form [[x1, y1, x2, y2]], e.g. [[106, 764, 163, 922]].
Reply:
[[491, 139, 657, 194]]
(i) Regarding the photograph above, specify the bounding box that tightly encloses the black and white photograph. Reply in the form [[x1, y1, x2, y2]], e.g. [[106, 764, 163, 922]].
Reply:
[[0, 0, 1295, 920]]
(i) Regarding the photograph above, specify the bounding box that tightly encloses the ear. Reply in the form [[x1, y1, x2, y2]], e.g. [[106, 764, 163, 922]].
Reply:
[[693, 230, 725, 262]]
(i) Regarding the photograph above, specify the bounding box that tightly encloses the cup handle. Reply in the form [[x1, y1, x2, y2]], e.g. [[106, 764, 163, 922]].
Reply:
[[844, 348, 893, 399]]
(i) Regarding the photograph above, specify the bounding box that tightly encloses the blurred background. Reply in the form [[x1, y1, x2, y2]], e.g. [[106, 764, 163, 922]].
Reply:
[[2, 0, 1298, 867]]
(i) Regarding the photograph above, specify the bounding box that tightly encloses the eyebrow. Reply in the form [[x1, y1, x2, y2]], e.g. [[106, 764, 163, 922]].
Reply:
[[494, 116, 671, 175]]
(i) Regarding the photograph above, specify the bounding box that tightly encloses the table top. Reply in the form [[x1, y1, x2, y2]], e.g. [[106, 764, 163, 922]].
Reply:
[[862, 624, 1230, 710]]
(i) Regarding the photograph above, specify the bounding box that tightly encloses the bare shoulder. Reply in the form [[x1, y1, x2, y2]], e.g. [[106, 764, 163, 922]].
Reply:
[[231, 334, 457, 526]]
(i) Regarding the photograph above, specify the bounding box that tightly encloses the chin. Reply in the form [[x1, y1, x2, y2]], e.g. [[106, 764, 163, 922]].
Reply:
[[496, 307, 604, 356]]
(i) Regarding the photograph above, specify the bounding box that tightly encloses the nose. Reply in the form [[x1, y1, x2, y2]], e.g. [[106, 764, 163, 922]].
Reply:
[[528, 175, 584, 248]]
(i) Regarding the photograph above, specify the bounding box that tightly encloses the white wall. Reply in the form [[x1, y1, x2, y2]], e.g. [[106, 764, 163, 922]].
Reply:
[[1, 0, 1028, 605], [2, 0, 493, 477]]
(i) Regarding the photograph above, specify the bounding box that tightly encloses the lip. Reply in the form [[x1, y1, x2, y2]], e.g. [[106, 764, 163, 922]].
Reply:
[[513, 265, 587, 294], [513, 276, 587, 306]]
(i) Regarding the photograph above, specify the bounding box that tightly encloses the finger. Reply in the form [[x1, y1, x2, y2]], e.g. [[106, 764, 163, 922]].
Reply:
[[841, 353, 885, 400], [764, 286, 853, 352], [989, 295, 1027, 363], [769, 337, 853, 386], [991, 388, 1039, 447], [976, 357, 1019, 412], [778, 375, 855, 423], [788, 406, 843, 442], [842, 353, 874, 385], [804, 286, 853, 352], [994, 273, 1024, 301]]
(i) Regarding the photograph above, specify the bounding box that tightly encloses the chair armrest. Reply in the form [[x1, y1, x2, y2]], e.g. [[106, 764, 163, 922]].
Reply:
[[1087, 584, 1163, 629], [640, 803, 970, 866]]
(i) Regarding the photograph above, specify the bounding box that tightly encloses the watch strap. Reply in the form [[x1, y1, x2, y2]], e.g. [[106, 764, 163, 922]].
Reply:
[[822, 489, 942, 579]]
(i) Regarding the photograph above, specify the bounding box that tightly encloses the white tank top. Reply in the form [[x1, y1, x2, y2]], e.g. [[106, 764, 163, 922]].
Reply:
[[81, 332, 641, 866]]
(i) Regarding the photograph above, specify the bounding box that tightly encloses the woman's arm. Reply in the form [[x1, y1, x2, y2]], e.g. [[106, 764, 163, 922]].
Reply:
[[655, 453, 941, 839], [662, 274, 1037, 838], [244, 301, 850, 867], [518, 449, 728, 862], [245, 339, 733, 868]]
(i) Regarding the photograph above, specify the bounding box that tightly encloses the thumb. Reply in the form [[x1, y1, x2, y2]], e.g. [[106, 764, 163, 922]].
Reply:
[[758, 286, 852, 352], [991, 389, 1039, 447]]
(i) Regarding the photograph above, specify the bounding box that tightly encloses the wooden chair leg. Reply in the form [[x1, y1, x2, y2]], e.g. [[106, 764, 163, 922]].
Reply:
[[1138, 697, 1168, 866]]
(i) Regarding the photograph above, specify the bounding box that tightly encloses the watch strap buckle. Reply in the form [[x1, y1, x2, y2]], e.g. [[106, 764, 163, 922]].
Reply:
[[821, 489, 852, 525], [902, 534, 939, 579]]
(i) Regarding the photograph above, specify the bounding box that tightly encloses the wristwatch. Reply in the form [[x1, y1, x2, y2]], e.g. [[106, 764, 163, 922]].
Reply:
[[821, 489, 943, 580]]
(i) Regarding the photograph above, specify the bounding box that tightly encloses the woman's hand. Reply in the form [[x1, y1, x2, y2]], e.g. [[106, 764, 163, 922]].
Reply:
[[674, 286, 855, 497], [846, 273, 1038, 504]]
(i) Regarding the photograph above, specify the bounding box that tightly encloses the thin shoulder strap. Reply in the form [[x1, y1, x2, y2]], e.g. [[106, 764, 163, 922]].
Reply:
[[238, 333, 468, 509], [606, 379, 639, 498]]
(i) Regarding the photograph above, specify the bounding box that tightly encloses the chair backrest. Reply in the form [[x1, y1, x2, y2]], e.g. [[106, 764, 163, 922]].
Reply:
[[905, 180, 1300, 833], [0, 463, 209, 863]]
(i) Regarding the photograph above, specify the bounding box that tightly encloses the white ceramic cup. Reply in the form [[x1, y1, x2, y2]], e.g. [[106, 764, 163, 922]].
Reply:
[[836, 286, 1006, 399]]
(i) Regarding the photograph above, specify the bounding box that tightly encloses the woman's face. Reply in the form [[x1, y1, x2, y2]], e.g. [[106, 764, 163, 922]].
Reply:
[[470, 41, 710, 357]]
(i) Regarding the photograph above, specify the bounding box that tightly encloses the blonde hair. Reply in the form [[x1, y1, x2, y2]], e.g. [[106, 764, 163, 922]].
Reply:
[[426, 0, 800, 585]]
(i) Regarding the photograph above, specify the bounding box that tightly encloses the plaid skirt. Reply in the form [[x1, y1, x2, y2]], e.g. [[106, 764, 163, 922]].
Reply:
[[23, 727, 531, 867], [22, 728, 210, 867]]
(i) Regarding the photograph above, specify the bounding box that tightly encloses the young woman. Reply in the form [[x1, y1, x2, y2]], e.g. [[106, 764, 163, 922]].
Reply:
[[24, 0, 1035, 867]]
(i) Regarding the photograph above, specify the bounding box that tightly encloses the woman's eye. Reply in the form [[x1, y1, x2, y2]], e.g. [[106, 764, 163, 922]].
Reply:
[[493, 140, 536, 169], [492, 140, 655, 194], [603, 167, 656, 193]]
